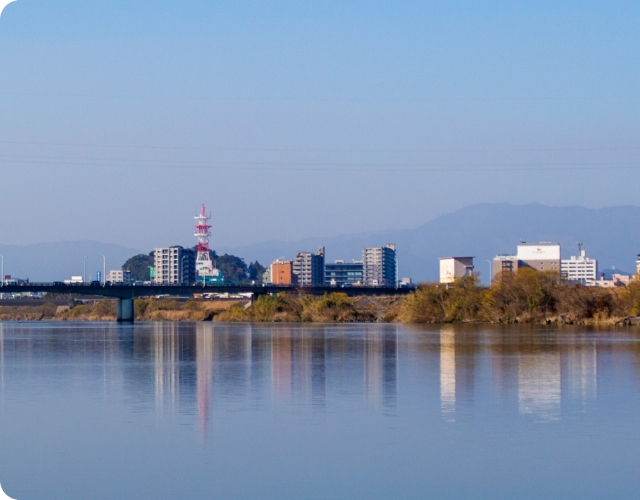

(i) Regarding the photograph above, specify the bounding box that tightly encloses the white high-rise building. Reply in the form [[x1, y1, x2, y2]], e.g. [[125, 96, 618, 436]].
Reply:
[[153, 247, 195, 285], [561, 250, 597, 284]]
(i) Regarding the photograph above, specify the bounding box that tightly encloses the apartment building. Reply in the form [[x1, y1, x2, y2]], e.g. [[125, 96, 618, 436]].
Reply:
[[292, 247, 325, 286], [106, 270, 131, 285], [363, 244, 397, 287], [153, 246, 195, 285]]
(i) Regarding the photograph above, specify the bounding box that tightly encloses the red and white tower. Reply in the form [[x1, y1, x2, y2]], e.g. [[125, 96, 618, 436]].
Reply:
[[194, 205, 215, 277]]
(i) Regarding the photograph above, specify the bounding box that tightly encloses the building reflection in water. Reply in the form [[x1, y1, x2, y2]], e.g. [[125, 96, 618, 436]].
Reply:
[[518, 348, 561, 421], [439, 326, 475, 420], [0, 322, 612, 437], [271, 327, 292, 400], [364, 325, 398, 409], [196, 324, 213, 439], [152, 323, 179, 416], [440, 327, 456, 419], [565, 335, 597, 404], [270, 327, 327, 407]]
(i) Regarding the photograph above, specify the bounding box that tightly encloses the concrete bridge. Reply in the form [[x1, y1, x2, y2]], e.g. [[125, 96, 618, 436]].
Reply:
[[0, 283, 414, 322]]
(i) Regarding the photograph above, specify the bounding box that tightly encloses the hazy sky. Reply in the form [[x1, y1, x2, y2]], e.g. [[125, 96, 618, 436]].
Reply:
[[1, 1, 639, 251]]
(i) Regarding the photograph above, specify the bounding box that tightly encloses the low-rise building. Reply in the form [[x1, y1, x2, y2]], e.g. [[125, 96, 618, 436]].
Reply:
[[588, 273, 631, 288], [106, 270, 131, 285], [262, 267, 272, 285], [64, 276, 84, 284], [325, 260, 364, 287], [439, 257, 474, 284], [492, 255, 519, 279], [271, 259, 293, 285], [561, 250, 597, 284]]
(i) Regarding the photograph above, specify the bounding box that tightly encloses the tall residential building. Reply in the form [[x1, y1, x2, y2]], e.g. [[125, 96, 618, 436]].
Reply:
[[292, 247, 325, 286], [363, 244, 397, 287], [153, 246, 195, 285], [561, 250, 597, 284], [439, 257, 474, 284], [325, 260, 364, 287], [271, 259, 293, 285]]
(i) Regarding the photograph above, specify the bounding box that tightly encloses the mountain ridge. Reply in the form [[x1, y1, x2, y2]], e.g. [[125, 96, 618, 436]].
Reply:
[[218, 203, 640, 282]]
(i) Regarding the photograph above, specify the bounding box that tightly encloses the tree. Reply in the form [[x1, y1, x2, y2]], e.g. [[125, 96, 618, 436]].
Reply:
[[122, 253, 154, 281], [216, 254, 248, 284], [248, 261, 266, 283]]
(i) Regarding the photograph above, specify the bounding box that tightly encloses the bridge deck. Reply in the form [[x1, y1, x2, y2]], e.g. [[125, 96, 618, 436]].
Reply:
[[0, 284, 414, 299]]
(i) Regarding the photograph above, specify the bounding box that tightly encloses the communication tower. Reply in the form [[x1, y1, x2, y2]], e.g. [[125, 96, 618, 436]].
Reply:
[[194, 205, 223, 284]]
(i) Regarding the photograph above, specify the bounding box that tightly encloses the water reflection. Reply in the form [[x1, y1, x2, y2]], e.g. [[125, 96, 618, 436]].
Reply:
[[518, 351, 561, 421], [3, 323, 640, 432]]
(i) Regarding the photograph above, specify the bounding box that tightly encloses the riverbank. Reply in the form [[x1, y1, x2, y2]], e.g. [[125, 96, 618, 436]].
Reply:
[[0, 294, 403, 323], [2, 270, 640, 325]]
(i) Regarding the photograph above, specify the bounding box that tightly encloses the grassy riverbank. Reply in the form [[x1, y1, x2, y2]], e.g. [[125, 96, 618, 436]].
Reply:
[[2, 269, 640, 324]]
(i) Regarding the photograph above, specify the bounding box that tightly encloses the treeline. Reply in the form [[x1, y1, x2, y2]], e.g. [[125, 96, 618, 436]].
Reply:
[[399, 269, 640, 324], [215, 294, 400, 323]]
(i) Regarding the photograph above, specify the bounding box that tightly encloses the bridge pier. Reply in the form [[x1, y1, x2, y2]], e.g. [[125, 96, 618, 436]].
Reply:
[[116, 298, 134, 323]]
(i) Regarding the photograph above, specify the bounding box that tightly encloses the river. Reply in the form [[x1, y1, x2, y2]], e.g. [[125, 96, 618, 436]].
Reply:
[[0, 322, 638, 499]]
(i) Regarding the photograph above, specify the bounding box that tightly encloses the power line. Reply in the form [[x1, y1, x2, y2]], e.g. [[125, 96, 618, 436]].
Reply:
[[1, 140, 640, 154], [1, 157, 640, 172]]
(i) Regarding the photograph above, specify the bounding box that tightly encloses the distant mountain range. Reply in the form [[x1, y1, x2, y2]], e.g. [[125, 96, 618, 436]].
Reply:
[[219, 203, 640, 282], [3, 203, 640, 283], [0, 240, 141, 282]]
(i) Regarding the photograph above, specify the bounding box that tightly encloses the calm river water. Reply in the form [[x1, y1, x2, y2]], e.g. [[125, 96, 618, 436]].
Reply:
[[0, 322, 639, 499]]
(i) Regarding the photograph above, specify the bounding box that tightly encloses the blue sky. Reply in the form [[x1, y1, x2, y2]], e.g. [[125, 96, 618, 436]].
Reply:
[[1, 0, 639, 250]]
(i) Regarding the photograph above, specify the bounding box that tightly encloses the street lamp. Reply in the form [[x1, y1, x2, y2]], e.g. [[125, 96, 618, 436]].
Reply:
[[83, 255, 88, 284]]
